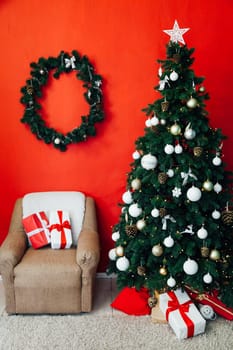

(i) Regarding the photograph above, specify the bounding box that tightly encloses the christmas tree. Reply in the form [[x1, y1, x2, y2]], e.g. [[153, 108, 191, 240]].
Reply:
[[107, 21, 233, 308]]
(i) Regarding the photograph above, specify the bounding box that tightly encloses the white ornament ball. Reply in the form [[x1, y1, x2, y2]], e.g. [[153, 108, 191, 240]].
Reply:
[[197, 226, 208, 239], [174, 144, 183, 154], [170, 123, 181, 135], [184, 128, 196, 140], [186, 97, 198, 108], [141, 153, 158, 170], [116, 256, 130, 271], [160, 119, 166, 125], [203, 272, 213, 284], [54, 137, 61, 145], [136, 219, 146, 230], [212, 156, 222, 166], [150, 116, 159, 126], [169, 71, 179, 81], [212, 210, 221, 219], [213, 182, 222, 194], [163, 235, 174, 248], [167, 169, 174, 178], [122, 190, 133, 204], [187, 186, 202, 202], [108, 248, 117, 261], [167, 276, 176, 288], [145, 118, 152, 127], [151, 208, 160, 218], [183, 258, 199, 275], [132, 150, 141, 160], [164, 144, 174, 154], [112, 231, 120, 242], [131, 178, 141, 190], [129, 203, 142, 218]]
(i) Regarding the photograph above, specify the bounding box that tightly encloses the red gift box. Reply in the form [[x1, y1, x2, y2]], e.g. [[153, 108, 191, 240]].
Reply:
[[23, 211, 50, 249], [185, 286, 233, 321], [49, 210, 72, 249]]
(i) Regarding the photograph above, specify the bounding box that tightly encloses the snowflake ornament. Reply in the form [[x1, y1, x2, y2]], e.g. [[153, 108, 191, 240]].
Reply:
[[163, 20, 190, 45], [172, 187, 182, 198]]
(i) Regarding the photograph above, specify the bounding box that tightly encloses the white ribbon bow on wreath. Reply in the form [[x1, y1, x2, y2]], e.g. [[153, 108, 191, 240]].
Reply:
[[162, 215, 176, 230], [181, 167, 197, 185], [65, 56, 76, 69]]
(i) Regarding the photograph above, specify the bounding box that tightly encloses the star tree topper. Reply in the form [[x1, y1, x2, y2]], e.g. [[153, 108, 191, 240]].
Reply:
[[163, 20, 189, 45]]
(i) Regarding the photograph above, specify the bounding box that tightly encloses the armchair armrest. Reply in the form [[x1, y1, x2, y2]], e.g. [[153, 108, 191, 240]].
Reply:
[[0, 199, 27, 273], [76, 196, 100, 271], [76, 228, 100, 270]]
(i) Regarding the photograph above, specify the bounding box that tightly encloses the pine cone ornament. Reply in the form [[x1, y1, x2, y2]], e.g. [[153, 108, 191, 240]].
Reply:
[[193, 146, 203, 157], [201, 246, 210, 258], [161, 100, 169, 112], [125, 224, 138, 237], [172, 53, 181, 63], [158, 172, 168, 184], [159, 208, 167, 218], [26, 86, 34, 95], [137, 266, 146, 276], [221, 209, 233, 226], [148, 296, 157, 308]]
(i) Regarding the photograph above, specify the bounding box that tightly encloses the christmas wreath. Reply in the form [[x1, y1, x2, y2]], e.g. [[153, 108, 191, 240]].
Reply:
[[20, 50, 104, 151]]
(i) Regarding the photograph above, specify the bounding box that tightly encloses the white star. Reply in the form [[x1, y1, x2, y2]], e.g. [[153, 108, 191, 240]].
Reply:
[[163, 20, 190, 45]]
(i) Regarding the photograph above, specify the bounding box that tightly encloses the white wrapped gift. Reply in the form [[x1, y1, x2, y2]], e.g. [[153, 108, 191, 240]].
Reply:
[[49, 210, 72, 249], [159, 288, 206, 340]]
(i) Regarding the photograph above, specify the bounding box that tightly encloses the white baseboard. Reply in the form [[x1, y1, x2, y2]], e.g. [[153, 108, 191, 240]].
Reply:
[[96, 272, 116, 278], [96, 272, 111, 278]]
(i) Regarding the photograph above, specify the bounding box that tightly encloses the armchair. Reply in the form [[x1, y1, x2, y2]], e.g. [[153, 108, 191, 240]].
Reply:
[[0, 191, 100, 314]]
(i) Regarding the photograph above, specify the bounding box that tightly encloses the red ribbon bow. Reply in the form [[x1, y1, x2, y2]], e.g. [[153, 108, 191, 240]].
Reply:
[[49, 211, 71, 249], [166, 291, 194, 338]]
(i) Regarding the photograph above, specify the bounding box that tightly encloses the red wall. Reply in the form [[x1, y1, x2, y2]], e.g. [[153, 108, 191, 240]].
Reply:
[[1, 0, 233, 271]]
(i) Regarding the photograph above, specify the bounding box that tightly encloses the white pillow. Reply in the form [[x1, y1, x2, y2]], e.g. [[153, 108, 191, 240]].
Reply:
[[22, 191, 85, 246]]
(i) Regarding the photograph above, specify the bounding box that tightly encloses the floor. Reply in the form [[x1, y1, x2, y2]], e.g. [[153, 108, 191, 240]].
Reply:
[[0, 274, 126, 316]]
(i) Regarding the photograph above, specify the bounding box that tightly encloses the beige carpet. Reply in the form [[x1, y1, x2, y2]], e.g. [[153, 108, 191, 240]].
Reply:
[[0, 313, 232, 350]]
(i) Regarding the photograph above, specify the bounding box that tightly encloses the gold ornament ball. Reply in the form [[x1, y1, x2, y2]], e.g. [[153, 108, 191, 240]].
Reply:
[[131, 178, 141, 190], [209, 249, 220, 261], [136, 219, 146, 231], [152, 244, 163, 257], [159, 266, 168, 276], [170, 123, 181, 136], [116, 245, 124, 257], [203, 180, 213, 191], [186, 97, 198, 108], [199, 86, 205, 92]]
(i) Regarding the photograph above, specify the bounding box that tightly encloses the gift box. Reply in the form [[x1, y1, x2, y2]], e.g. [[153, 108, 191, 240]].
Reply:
[[159, 289, 206, 340], [23, 211, 50, 249], [185, 285, 233, 321], [49, 210, 72, 249]]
